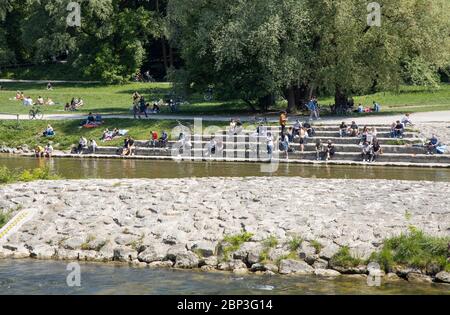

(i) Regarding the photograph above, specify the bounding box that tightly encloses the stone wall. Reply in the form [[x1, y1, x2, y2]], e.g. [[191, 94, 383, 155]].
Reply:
[[0, 177, 449, 283]]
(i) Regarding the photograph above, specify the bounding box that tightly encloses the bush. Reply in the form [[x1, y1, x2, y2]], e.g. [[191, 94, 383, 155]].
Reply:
[[220, 231, 254, 261], [330, 246, 364, 268], [0, 210, 12, 228], [370, 227, 450, 273]]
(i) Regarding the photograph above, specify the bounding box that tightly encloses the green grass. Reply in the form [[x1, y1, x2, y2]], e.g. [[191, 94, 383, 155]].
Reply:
[[220, 231, 254, 261], [310, 240, 323, 254], [287, 235, 303, 252], [0, 81, 449, 116], [370, 227, 450, 273], [0, 166, 60, 184], [259, 236, 279, 263], [330, 246, 364, 268], [0, 119, 228, 151], [0, 210, 12, 228]]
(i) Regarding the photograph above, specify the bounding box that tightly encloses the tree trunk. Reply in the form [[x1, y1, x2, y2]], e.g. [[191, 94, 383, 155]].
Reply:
[[294, 84, 309, 111], [285, 86, 297, 113], [243, 99, 258, 112], [156, 0, 169, 74], [169, 45, 174, 68], [335, 86, 348, 111], [258, 94, 275, 112]]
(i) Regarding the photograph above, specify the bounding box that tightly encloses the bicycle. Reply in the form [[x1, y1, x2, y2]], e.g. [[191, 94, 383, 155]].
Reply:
[[29, 106, 44, 120]]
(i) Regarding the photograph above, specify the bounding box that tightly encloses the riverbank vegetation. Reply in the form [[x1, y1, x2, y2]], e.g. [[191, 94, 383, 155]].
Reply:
[[370, 227, 450, 273], [0, 166, 60, 184]]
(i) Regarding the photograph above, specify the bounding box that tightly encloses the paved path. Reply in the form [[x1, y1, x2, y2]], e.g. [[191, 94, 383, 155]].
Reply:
[[0, 110, 449, 124]]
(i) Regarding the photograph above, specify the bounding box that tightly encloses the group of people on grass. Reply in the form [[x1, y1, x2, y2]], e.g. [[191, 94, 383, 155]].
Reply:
[[80, 112, 104, 128], [64, 97, 84, 111], [13, 91, 55, 106]]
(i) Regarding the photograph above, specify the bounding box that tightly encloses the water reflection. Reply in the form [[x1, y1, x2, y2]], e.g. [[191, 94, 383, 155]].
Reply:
[[0, 155, 449, 182]]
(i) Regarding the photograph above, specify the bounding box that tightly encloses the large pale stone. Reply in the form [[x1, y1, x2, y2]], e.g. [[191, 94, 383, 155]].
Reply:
[[279, 259, 314, 275]]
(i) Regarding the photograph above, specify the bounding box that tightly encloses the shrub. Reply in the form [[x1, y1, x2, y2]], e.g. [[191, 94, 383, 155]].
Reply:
[[220, 231, 254, 261], [330, 246, 364, 268], [0, 210, 12, 228], [288, 235, 303, 252], [370, 227, 450, 272], [310, 240, 323, 254]]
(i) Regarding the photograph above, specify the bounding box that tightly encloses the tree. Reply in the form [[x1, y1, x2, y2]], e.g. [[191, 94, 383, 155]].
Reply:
[[168, 0, 450, 111], [168, 0, 314, 112]]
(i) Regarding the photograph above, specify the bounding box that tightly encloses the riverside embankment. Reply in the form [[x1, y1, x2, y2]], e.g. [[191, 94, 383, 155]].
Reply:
[[0, 177, 449, 285]]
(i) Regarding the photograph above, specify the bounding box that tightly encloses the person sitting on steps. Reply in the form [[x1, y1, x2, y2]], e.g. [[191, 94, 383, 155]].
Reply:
[[325, 140, 335, 161], [315, 139, 324, 161], [394, 120, 404, 138], [339, 122, 348, 137], [159, 131, 168, 148], [349, 121, 359, 137], [426, 134, 439, 155], [361, 141, 373, 162]]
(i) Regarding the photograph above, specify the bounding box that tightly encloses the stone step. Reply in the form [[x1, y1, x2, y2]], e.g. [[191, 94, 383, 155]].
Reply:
[[133, 136, 420, 147], [88, 147, 450, 164]]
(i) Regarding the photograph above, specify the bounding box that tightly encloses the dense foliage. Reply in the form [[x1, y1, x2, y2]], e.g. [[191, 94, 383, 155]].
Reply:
[[0, 0, 449, 110]]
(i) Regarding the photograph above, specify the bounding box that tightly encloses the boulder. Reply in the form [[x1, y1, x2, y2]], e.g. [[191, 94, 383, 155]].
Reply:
[[61, 237, 85, 250], [314, 269, 341, 277], [137, 245, 167, 263], [434, 271, 450, 284], [113, 246, 136, 262], [264, 263, 279, 273], [174, 251, 200, 269], [250, 263, 266, 272], [191, 241, 217, 257], [166, 244, 187, 261], [312, 259, 329, 269], [29, 244, 56, 260], [319, 243, 339, 260], [279, 259, 314, 275], [406, 272, 433, 284]]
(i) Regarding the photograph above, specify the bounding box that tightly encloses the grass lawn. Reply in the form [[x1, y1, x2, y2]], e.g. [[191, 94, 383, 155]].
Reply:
[[0, 119, 229, 150], [0, 81, 449, 116]]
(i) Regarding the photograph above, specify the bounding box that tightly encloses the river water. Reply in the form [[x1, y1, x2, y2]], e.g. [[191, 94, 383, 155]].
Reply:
[[0, 260, 449, 295], [1, 155, 450, 181], [1, 155, 450, 294]]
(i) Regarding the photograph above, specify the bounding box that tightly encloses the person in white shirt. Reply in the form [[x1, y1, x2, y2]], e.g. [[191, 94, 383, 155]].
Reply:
[[44, 143, 53, 157], [23, 96, 33, 106], [401, 113, 413, 127]]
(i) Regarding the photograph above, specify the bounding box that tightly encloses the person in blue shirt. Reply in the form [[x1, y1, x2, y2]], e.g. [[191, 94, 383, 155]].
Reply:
[[426, 134, 439, 155]]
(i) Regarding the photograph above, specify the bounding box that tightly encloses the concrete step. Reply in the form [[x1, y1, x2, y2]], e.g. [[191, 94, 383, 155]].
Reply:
[[88, 147, 449, 164]]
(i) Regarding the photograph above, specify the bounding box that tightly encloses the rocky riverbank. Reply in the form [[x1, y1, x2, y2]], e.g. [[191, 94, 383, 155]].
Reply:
[[0, 177, 449, 285]]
